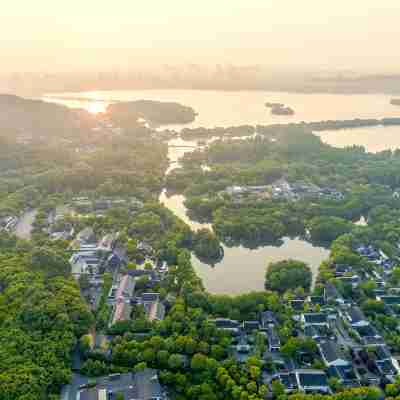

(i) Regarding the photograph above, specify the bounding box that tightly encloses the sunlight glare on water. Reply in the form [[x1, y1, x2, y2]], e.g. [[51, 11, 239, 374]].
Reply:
[[87, 101, 107, 114]]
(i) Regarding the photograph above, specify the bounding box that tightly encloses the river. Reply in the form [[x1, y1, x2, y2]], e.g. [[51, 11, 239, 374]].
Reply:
[[44, 89, 400, 294]]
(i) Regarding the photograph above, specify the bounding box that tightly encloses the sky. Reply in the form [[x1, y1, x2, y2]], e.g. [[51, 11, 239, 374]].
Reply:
[[2, 0, 400, 73]]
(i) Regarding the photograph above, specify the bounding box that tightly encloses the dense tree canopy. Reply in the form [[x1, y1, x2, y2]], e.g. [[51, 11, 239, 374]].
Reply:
[[265, 259, 312, 293]]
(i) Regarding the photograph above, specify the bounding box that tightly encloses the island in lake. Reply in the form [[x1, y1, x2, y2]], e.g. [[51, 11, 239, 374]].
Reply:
[[391, 98, 400, 106], [107, 99, 197, 126], [265, 101, 295, 115]]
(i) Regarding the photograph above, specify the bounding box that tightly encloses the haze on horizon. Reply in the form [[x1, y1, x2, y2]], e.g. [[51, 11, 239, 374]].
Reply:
[[2, 0, 400, 74]]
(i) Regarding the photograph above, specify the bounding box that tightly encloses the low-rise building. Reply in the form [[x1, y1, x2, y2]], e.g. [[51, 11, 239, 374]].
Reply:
[[260, 311, 277, 329], [267, 327, 281, 353], [140, 293, 166, 322], [78, 369, 165, 400], [110, 275, 135, 326], [275, 370, 330, 394], [343, 306, 369, 328], [318, 340, 350, 368], [301, 313, 329, 328]]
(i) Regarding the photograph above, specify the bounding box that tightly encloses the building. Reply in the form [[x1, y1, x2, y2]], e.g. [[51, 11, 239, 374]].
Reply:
[[267, 327, 281, 353], [260, 311, 277, 329], [377, 295, 400, 307], [301, 313, 329, 328], [276, 370, 330, 394], [69, 252, 101, 279], [343, 306, 369, 328], [76, 227, 96, 244], [109, 275, 135, 325], [374, 345, 399, 378], [98, 232, 119, 252], [243, 320, 260, 332], [304, 325, 331, 342], [78, 369, 165, 400], [352, 324, 384, 346], [324, 282, 344, 304], [140, 293, 165, 322], [318, 341, 350, 368], [295, 370, 330, 394]]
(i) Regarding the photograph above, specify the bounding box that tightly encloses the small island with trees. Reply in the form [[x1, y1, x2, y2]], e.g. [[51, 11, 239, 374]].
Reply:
[[107, 99, 197, 126], [265, 101, 295, 116], [265, 259, 312, 293]]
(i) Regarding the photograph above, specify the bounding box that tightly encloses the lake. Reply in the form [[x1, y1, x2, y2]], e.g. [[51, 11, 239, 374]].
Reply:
[[43, 89, 400, 129], [45, 89, 400, 294], [160, 187, 329, 294], [317, 125, 400, 153]]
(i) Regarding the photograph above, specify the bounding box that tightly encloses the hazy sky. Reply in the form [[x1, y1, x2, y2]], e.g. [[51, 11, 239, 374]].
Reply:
[[2, 0, 400, 72]]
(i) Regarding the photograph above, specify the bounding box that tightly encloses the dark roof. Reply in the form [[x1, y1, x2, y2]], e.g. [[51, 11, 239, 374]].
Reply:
[[243, 320, 260, 330], [290, 299, 305, 310], [380, 296, 400, 305], [79, 389, 99, 400], [377, 359, 397, 375], [267, 327, 281, 347], [319, 341, 346, 364], [134, 368, 163, 399], [346, 307, 367, 324], [79, 370, 163, 400], [375, 345, 392, 361], [141, 293, 160, 302], [324, 282, 340, 299], [304, 324, 329, 339], [362, 336, 385, 346], [353, 324, 377, 337], [309, 296, 325, 306], [303, 313, 328, 324], [297, 370, 328, 388], [128, 269, 152, 278], [213, 318, 240, 329], [260, 310, 277, 325], [279, 373, 298, 390]]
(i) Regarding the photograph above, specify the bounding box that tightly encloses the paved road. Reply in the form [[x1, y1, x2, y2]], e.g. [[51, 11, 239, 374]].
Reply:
[[14, 209, 37, 240], [60, 373, 89, 400]]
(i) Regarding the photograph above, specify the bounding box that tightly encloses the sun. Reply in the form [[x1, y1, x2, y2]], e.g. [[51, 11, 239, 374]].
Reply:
[[87, 102, 107, 114]]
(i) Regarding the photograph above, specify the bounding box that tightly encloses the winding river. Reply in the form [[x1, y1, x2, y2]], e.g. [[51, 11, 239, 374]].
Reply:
[[44, 89, 400, 294]]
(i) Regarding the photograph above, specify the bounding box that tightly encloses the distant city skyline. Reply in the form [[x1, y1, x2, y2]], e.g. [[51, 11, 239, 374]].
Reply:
[[2, 1, 400, 73]]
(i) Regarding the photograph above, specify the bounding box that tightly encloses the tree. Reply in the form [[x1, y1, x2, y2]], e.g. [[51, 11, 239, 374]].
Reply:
[[271, 380, 285, 398], [29, 247, 70, 277], [281, 337, 317, 361], [193, 229, 222, 261], [191, 353, 208, 371], [79, 273, 90, 291], [265, 260, 312, 293], [168, 354, 184, 370], [308, 216, 352, 243]]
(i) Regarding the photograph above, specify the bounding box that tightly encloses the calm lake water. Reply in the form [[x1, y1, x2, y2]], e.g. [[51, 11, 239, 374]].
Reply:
[[45, 89, 400, 294], [317, 125, 400, 153], [43, 89, 400, 129]]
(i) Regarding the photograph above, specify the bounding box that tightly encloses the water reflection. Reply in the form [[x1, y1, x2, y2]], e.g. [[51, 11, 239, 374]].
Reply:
[[192, 238, 329, 295]]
